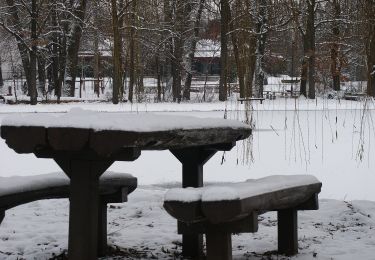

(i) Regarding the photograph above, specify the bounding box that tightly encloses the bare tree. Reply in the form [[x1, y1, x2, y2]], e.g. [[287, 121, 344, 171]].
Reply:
[[361, 0, 375, 96], [111, 0, 123, 104], [0, 0, 45, 104], [254, 0, 268, 98], [0, 54, 3, 87], [290, 0, 316, 99], [219, 0, 230, 101], [183, 0, 205, 101], [64, 0, 88, 97], [328, 0, 342, 91]]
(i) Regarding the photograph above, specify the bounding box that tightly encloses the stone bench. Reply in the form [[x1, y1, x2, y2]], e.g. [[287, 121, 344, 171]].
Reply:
[[0, 171, 137, 256], [238, 97, 266, 104], [164, 175, 322, 260]]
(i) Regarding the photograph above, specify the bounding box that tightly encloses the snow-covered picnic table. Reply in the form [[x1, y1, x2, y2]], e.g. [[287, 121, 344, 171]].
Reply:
[[0, 108, 251, 260]]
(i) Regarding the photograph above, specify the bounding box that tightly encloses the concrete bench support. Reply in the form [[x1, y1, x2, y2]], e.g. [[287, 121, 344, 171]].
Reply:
[[206, 232, 232, 260], [164, 175, 322, 260], [238, 97, 266, 104], [0, 172, 137, 257], [278, 209, 298, 255], [171, 147, 217, 259]]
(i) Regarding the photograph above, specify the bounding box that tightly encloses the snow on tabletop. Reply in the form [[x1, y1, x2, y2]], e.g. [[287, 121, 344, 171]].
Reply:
[[0, 172, 133, 197], [164, 175, 321, 203], [1, 107, 250, 132]]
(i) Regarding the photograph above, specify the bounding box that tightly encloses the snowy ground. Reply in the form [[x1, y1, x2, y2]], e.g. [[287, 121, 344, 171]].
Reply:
[[0, 96, 374, 113], [0, 98, 375, 259], [0, 188, 374, 260]]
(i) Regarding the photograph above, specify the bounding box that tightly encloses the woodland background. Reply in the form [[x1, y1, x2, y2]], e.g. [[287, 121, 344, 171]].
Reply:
[[0, 0, 374, 104]]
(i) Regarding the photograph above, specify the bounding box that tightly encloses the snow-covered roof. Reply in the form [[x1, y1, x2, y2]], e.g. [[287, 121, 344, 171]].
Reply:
[[267, 75, 301, 85], [78, 50, 112, 57], [195, 39, 220, 58], [1, 108, 250, 132], [79, 38, 113, 57]]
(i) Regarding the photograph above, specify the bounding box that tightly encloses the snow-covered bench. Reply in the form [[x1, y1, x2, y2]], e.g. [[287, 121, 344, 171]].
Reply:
[[0, 171, 137, 256], [164, 175, 322, 260], [238, 97, 266, 104]]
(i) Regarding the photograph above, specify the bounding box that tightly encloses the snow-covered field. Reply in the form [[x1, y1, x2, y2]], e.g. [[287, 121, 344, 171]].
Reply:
[[1, 189, 375, 260], [0, 98, 375, 259]]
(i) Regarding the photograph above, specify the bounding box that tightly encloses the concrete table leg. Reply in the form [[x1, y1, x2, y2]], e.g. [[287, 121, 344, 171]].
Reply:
[[97, 200, 108, 257], [55, 159, 112, 260], [278, 209, 298, 256], [171, 148, 216, 258]]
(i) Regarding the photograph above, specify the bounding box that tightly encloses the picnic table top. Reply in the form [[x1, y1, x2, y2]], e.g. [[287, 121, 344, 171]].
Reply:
[[1, 108, 251, 159]]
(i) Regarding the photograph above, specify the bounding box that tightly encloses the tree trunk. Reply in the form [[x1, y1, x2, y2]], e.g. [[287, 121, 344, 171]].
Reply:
[[0, 56, 3, 87], [308, 49, 316, 99], [365, 1, 375, 97], [93, 36, 100, 97], [254, 0, 267, 98], [156, 55, 162, 102], [172, 44, 182, 102], [232, 40, 246, 98], [118, 0, 125, 99], [5, 0, 32, 98], [164, 0, 173, 98], [183, 0, 205, 101], [63, 0, 87, 97], [330, 0, 341, 91], [367, 27, 375, 97], [219, 0, 230, 101], [128, 0, 136, 103], [244, 1, 256, 97], [300, 37, 308, 97], [93, 0, 100, 98], [331, 44, 340, 91], [307, 0, 316, 99], [172, 1, 183, 103], [29, 0, 38, 105], [111, 0, 122, 104], [57, 36, 67, 102], [37, 54, 46, 96], [137, 66, 144, 102], [230, 2, 245, 99], [299, 0, 316, 99], [246, 49, 256, 97], [50, 1, 64, 103], [128, 36, 135, 102]]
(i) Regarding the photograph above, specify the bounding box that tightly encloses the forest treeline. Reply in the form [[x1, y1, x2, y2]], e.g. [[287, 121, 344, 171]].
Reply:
[[0, 0, 374, 105]]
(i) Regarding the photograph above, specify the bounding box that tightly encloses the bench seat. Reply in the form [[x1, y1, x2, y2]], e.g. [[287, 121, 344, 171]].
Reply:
[[0, 171, 137, 256], [238, 97, 266, 104], [164, 175, 322, 260], [237, 97, 266, 104]]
